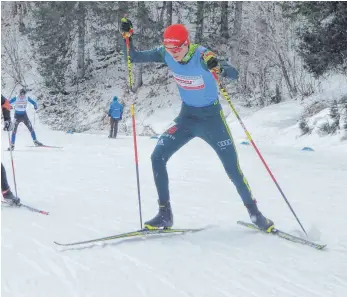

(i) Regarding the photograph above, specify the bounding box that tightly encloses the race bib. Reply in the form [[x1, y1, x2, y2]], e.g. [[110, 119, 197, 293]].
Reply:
[[173, 74, 205, 90], [15, 98, 28, 111]]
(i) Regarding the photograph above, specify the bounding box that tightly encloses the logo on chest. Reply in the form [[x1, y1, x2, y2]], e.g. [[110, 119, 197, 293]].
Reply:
[[173, 74, 205, 90]]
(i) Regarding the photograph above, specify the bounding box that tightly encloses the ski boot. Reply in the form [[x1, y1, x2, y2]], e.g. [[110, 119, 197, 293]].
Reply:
[[7, 143, 15, 151], [144, 201, 173, 230], [2, 189, 21, 206], [34, 140, 43, 146], [245, 202, 274, 233]]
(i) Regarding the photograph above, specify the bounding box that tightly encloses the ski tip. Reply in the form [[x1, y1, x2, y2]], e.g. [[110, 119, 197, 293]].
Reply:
[[53, 241, 65, 246]]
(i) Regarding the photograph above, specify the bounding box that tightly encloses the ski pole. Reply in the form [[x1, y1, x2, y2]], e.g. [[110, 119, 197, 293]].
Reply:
[[7, 130, 18, 197], [131, 104, 143, 229], [125, 36, 134, 90], [121, 17, 134, 91], [211, 70, 308, 237], [122, 17, 142, 227]]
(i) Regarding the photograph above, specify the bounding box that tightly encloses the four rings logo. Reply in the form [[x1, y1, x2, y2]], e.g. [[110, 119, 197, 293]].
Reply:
[[217, 139, 232, 148]]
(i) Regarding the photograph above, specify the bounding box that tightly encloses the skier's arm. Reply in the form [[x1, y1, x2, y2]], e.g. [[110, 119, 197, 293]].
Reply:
[[125, 38, 166, 64], [121, 17, 166, 64], [28, 97, 38, 110], [9, 97, 16, 105], [201, 49, 239, 80]]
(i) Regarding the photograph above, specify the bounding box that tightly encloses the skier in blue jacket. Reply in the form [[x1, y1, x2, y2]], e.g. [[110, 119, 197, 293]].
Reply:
[[108, 96, 124, 138], [120, 19, 274, 232], [8, 89, 43, 150]]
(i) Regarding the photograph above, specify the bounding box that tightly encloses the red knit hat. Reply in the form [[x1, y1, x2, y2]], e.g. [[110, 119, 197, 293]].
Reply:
[[163, 24, 189, 47]]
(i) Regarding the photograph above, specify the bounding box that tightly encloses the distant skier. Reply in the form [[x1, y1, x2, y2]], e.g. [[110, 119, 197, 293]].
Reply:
[[108, 96, 124, 139], [8, 89, 43, 150], [120, 19, 274, 231], [1, 95, 20, 205]]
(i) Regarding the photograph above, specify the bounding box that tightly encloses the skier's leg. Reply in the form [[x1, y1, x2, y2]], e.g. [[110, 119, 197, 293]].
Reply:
[[109, 118, 114, 138], [151, 122, 194, 203], [199, 110, 274, 231], [22, 113, 38, 143], [1, 163, 20, 204], [113, 120, 119, 138], [9, 116, 20, 149], [145, 121, 195, 229], [1, 163, 10, 193]]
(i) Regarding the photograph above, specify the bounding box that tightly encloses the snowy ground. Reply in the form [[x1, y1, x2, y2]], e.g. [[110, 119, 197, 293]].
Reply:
[[1, 105, 347, 297]]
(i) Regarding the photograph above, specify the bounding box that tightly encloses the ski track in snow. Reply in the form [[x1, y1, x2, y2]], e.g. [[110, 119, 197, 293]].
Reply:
[[2, 109, 347, 297]]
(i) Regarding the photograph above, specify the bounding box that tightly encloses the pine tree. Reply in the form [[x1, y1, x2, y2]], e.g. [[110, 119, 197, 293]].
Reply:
[[339, 96, 347, 131], [29, 2, 77, 92], [330, 100, 340, 133], [286, 2, 347, 77]]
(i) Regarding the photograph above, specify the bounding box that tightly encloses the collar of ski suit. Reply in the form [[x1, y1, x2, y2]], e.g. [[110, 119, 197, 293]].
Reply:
[[179, 44, 201, 64]]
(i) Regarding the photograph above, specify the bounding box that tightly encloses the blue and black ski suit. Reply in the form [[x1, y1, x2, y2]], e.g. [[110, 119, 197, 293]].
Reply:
[[125, 40, 256, 206]]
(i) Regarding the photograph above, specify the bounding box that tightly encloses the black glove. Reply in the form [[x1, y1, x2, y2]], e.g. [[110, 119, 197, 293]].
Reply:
[[206, 57, 224, 75], [120, 18, 134, 38], [3, 120, 13, 131]]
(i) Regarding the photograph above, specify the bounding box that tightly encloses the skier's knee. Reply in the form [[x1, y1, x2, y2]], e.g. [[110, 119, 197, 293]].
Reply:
[[151, 150, 168, 167]]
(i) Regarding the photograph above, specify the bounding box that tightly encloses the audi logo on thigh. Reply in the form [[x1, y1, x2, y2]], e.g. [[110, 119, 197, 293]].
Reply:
[[217, 139, 232, 147]]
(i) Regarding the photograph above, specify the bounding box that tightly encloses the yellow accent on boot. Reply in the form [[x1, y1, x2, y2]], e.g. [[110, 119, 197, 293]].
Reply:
[[265, 223, 275, 233], [144, 224, 159, 230]]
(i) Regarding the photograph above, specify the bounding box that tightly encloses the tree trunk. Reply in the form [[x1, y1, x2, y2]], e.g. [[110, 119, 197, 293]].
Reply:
[[195, 1, 204, 43], [166, 1, 173, 27], [277, 51, 297, 98], [231, 2, 242, 66], [220, 2, 229, 39], [159, 1, 166, 26], [118, 1, 129, 21], [18, 3, 25, 33], [77, 2, 85, 79]]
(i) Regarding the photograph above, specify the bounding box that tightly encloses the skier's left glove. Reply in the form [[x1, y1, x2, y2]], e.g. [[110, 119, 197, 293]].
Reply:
[[3, 120, 13, 131], [203, 51, 223, 74], [120, 18, 134, 39]]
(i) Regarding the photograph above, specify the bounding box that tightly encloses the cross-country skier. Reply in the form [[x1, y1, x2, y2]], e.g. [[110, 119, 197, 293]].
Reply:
[[108, 96, 124, 139], [1, 94, 20, 205], [8, 89, 43, 150], [120, 19, 274, 232]]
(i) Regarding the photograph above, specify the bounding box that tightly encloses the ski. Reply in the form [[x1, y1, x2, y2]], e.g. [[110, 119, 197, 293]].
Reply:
[[26, 145, 63, 149], [1, 201, 49, 215], [54, 227, 205, 246], [237, 221, 326, 250]]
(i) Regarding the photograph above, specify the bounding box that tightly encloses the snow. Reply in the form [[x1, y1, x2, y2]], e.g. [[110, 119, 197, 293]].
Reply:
[[2, 104, 347, 297]]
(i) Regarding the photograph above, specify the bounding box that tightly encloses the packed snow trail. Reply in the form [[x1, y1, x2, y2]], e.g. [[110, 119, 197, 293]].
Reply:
[[2, 108, 347, 297]]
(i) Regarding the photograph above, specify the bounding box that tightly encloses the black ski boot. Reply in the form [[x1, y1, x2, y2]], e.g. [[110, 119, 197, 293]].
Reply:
[[34, 140, 43, 146], [144, 201, 173, 230], [2, 189, 21, 206], [245, 202, 274, 232]]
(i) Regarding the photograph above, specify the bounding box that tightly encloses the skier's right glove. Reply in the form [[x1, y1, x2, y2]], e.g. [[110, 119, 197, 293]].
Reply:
[[120, 18, 134, 39], [3, 120, 13, 131]]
